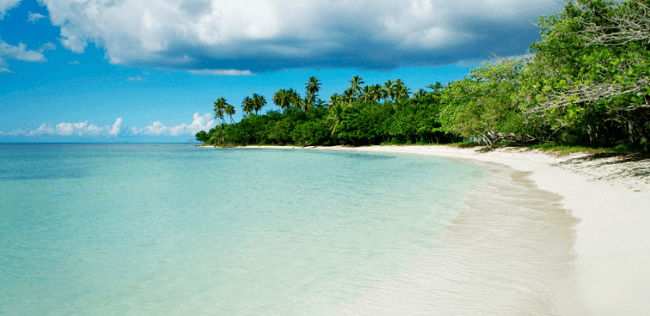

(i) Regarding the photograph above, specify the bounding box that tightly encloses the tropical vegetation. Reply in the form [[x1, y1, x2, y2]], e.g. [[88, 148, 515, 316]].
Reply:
[[197, 0, 650, 151]]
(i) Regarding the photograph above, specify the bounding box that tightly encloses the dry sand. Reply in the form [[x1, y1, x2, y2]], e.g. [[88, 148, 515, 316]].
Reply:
[[214, 144, 650, 314]]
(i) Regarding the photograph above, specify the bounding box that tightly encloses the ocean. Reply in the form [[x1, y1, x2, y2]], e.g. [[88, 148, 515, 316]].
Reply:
[[0, 144, 575, 315]]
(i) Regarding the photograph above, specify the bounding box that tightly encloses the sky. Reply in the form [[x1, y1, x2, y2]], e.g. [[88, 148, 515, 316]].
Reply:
[[0, 0, 563, 142]]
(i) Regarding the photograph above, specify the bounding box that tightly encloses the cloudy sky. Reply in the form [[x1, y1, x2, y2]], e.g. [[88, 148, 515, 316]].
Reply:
[[1, 0, 562, 142]]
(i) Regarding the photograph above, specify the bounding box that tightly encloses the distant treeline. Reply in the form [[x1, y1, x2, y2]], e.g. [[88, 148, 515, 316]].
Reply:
[[197, 0, 650, 151]]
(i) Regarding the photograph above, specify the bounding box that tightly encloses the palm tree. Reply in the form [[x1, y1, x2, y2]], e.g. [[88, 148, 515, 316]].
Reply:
[[426, 82, 444, 94], [343, 88, 356, 104], [365, 84, 381, 102], [273, 89, 292, 115], [213, 98, 226, 124], [384, 80, 395, 101], [242, 96, 254, 116], [287, 88, 301, 110], [225, 104, 236, 124], [361, 85, 373, 103], [348, 75, 364, 95], [395, 79, 405, 89], [301, 95, 313, 114], [413, 89, 426, 99], [326, 102, 346, 134], [252, 93, 266, 115], [305, 76, 321, 97], [328, 93, 341, 110], [396, 85, 411, 100]]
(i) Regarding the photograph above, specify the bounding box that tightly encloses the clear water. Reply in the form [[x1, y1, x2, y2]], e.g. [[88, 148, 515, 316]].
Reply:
[[0, 144, 488, 315]]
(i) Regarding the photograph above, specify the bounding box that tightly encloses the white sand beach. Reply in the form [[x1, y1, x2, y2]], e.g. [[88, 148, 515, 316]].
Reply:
[[237, 145, 650, 315]]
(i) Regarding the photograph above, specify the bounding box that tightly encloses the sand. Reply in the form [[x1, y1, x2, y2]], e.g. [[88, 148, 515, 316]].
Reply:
[[209, 144, 650, 314], [201, 146, 650, 315]]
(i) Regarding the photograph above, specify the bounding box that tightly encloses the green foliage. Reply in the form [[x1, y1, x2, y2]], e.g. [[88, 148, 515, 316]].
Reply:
[[198, 2, 650, 151], [195, 130, 209, 143], [439, 58, 534, 146]]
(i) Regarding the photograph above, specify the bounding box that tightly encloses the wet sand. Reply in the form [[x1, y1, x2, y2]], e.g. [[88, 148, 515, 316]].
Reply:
[[336, 162, 578, 315], [235, 145, 650, 315]]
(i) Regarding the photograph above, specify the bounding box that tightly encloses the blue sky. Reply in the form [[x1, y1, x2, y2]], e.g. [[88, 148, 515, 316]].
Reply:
[[1, 0, 562, 142]]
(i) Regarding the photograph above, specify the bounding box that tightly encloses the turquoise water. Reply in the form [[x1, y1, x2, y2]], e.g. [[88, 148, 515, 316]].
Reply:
[[0, 144, 487, 315]]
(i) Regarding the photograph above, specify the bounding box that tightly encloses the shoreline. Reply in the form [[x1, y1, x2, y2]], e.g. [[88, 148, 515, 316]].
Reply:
[[224, 144, 650, 315]]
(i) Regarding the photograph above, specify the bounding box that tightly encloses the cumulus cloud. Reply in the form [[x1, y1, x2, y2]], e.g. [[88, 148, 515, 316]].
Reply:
[[109, 118, 122, 136], [0, 0, 21, 19], [0, 118, 124, 137], [142, 113, 215, 136], [68, 60, 80, 65], [126, 76, 144, 81], [38, 0, 562, 71], [25, 123, 54, 136], [1, 116, 214, 138], [144, 121, 167, 136], [27, 11, 46, 23], [55, 122, 75, 136], [0, 38, 56, 72], [0, 39, 54, 62]]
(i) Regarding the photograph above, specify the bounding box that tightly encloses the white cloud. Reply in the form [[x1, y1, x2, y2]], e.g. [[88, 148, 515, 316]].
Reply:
[[1, 118, 124, 137], [6, 128, 28, 136], [126, 76, 144, 81], [0, 39, 54, 62], [1, 115, 215, 138], [68, 60, 80, 65], [25, 123, 54, 136], [73, 121, 87, 129], [0, 38, 56, 72], [27, 11, 46, 23], [144, 121, 167, 136], [188, 69, 253, 76], [56, 122, 75, 136], [143, 113, 215, 136], [0, 0, 21, 19], [109, 118, 122, 136], [37, 0, 562, 71], [59, 26, 87, 53]]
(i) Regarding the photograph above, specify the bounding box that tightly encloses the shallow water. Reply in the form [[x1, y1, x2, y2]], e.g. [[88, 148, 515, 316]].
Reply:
[[339, 162, 578, 315], [1, 144, 495, 315]]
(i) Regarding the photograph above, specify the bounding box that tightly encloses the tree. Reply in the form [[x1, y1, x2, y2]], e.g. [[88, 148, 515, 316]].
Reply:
[[413, 89, 426, 99], [440, 58, 532, 146], [396, 85, 411, 101], [348, 75, 364, 95], [384, 80, 396, 100], [225, 104, 236, 124], [287, 88, 301, 109], [195, 130, 209, 143], [305, 76, 321, 97], [343, 88, 356, 104], [328, 93, 341, 110], [361, 86, 373, 103], [252, 93, 267, 115], [242, 96, 255, 116], [213, 98, 226, 124], [526, 0, 650, 147], [273, 89, 291, 114], [300, 95, 313, 119]]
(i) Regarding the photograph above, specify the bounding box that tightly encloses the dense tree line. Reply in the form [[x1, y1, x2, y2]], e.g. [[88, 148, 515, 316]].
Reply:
[[197, 0, 649, 151]]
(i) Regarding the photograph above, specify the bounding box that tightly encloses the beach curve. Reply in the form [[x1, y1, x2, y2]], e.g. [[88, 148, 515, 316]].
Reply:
[[235, 144, 650, 315]]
